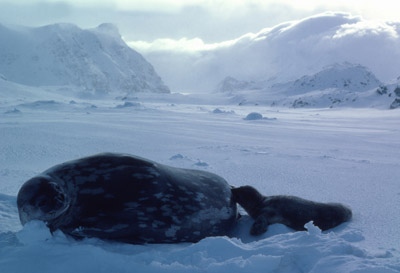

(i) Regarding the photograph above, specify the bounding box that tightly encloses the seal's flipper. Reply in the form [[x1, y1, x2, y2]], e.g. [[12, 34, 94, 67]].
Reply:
[[250, 214, 269, 235]]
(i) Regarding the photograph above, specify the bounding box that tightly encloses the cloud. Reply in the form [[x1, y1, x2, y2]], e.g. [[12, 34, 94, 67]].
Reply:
[[128, 35, 253, 53], [0, 1, 119, 28], [0, 0, 321, 43], [0, 2, 74, 26], [2, 2, 400, 93], [131, 12, 400, 93], [131, 12, 360, 53], [333, 21, 399, 39]]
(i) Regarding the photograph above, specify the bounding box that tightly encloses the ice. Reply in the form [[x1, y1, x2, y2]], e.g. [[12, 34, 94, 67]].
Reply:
[[1, 91, 400, 272]]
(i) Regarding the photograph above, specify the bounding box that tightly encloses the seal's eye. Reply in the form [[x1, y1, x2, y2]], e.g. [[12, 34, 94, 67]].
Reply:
[[57, 194, 65, 202], [36, 197, 47, 207]]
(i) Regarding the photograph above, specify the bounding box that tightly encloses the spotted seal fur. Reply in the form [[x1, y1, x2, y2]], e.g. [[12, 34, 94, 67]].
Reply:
[[17, 153, 237, 244]]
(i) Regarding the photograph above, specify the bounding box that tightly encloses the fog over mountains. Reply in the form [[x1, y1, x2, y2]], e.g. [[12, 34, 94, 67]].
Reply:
[[135, 12, 400, 94], [0, 23, 170, 96], [1, 12, 400, 109]]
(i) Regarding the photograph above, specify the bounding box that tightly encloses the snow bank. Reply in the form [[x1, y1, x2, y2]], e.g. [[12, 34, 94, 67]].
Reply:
[[0, 218, 398, 273], [115, 101, 142, 108], [244, 112, 263, 120]]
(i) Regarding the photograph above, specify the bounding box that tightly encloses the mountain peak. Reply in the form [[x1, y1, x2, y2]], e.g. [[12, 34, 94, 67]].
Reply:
[[96, 23, 119, 33], [93, 23, 121, 39], [280, 63, 381, 95], [0, 23, 170, 95]]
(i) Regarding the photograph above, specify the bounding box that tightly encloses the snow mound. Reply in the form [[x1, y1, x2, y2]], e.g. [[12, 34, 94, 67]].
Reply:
[[0, 22, 170, 95], [243, 112, 276, 120], [244, 112, 263, 120], [0, 218, 398, 273], [194, 160, 209, 167], [3, 108, 21, 114], [115, 101, 141, 108], [212, 108, 235, 114], [19, 100, 62, 109], [169, 154, 185, 160], [212, 108, 225, 114]]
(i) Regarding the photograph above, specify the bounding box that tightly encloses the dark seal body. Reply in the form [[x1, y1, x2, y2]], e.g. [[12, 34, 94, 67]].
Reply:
[[17, 153, 237, 244], [232, 186, 352, 235]]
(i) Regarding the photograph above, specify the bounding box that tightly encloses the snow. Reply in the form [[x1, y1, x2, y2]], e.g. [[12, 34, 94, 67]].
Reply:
[[214, 63, 399, 109], [135, 12, 400, 93], [1, 14, 400, 273], [0, 220, 397, 273], [0, 22, 169, 95], [243, 112, 263, 120], [1, 86, 400, 272], [273, 63, 381, 95]]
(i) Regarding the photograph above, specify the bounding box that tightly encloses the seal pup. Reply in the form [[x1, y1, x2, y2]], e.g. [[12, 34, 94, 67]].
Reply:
[[17, 153, 238, 244], [231, 185, 352, 235]]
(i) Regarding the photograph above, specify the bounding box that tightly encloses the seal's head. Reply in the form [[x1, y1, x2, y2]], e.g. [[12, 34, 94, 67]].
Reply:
[[231, 185, 265, 218], [17, 176, 69, 225]]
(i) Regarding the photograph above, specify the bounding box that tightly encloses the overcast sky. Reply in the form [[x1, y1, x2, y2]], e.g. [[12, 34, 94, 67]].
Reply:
[[1, 0, 399, 45]]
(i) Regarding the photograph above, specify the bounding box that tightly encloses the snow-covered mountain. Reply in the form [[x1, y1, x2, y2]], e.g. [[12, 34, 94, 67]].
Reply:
[[274, 64, 400, 109], [215, 63, 400, 109], [375, 78, 400, 109], [217, 63, 381, 94], [0, 23, 170, 95], [216, 76, 265, 94], [273, 63, 381, 95], [136, 12, 400, 93]]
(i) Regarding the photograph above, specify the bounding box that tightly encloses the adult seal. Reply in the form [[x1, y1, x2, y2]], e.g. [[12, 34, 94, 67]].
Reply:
[[17, 153, 238, 244], [232, 185, 352, 235]]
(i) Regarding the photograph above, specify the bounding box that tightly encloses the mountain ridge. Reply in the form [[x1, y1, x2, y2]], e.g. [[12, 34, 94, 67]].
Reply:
[[273, 63, 382, 95], [215, 63, 400, 109], [0, 22, 170, 95]]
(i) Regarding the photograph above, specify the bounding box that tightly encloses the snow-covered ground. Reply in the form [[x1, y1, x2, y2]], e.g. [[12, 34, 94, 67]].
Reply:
[[1, 91, 399, 272]]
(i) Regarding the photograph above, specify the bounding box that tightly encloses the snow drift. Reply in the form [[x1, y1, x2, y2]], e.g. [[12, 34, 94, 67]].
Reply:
[[0, 217, 398, 273]]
